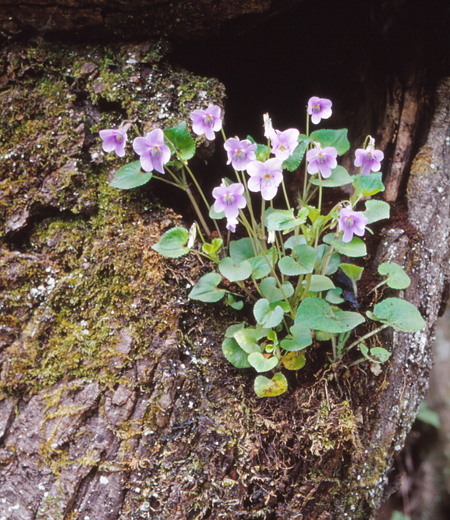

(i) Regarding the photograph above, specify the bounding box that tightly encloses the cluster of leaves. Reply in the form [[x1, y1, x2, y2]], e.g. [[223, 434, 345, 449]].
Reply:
[[107, 114, 425, 398]]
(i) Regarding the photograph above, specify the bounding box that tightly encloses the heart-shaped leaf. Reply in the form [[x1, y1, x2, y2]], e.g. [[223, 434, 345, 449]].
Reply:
[[282, 351, 306, 370], [339, 263, 364, 282], [222, 337, 251, 368], [233, 328, 265, 354], [364, 200, 390, 224], [254, 299, 284, 328], [188, 273, 225, 302], [110, 160, 153, 189], [360, 344, 391, 363], [354, 172, 385, 197], [368, 297, 425, 332], [260, 278, 294, 303], [280, 324, 312, 352], [164, 121, 196, 160], [309, 128, 350, 155], [219, 257, 252, 282], [378, 262, 411, 290], [229, 238, 256, 265], [152, 227, 190, 258], [323, 233, 367, 258], [266, 208, 308, 231], [248, 352, 278, 372], [302, 274, 335, 292], [254, 373, 288, 397]]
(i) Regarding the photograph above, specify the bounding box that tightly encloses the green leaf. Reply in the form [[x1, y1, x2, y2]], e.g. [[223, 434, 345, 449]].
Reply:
[[354, 172, 385, 197], [309, 166, 353, 187], [295, 297, 365, 333], [283, 137, 310, 171], [315, 244, 341, 275], [278, 245, 316, 276], [229, 238, 256, 265], [152, 227, 190, 258], [256, 144, 269, 161], [248, 352, 278, 373], [164, 121, 196, 160], [326, 287, 345, 304], [390, 513, 411, 520], [302, 274, 335, 292], [323, 233, 367, 258], [360, 344, 390, 363], [254, 373, 288, 397], [248, 253, 272, 279], [284, 235, 307, 250], [254, 299, 284, 328], [260, 278, 294, 302], [280, 324, 312, 352], [233, 328, 265, 354], [222, 337, 251, 368], [226, 294, 244, 310], [219, 257, 252, 282], [225, 323, 246, 338], [309, 128, 350, 155], [378, 262, 411, 290], [369, 297, 425, 332], [188, 273, 226, 303], [339, 263, 364, 282], [202, 238, 223, 261], [416, 401, 441, 429], [266, 208, 308, 231], [109, 161, 152, 190], [282, 351, 306, 370], [364, 200, 390, 224]]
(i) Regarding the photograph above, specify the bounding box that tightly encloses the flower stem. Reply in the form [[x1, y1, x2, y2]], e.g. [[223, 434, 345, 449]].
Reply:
[[185, 187, 211, 236]]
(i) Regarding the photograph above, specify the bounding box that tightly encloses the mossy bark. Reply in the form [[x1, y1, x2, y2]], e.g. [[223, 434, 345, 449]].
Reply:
[[1, 7, 450, 520]]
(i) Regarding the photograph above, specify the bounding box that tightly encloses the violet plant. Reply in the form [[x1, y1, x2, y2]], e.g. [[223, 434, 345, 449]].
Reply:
[[100, 98, 425, 397]]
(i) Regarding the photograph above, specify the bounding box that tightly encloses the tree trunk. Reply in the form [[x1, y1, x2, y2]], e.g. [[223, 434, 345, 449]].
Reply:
[[1, 2, 450, 519]]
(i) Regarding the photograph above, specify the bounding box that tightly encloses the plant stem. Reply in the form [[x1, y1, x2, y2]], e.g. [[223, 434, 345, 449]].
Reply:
[[185, 187, 211, 236], [344, 324, 390, 353]]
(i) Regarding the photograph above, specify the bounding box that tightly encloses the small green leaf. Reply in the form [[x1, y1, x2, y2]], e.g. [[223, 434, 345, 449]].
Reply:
[[254, 373, 288, 397], [260, 278, 294, 303], [280, 324, 312, 352], [219, 257, 252, 282], [360, 344, 390, 363], [254, 299, 284, 328], [164, 121, 196, 160], [152, 227, 190, 258], [354, 172, 385, 197], [315, 244, 341, 275], [323, 233, 367, 258], [283, 137, 310, 171], [266, 208, 308, 231], [370, 297, 425, 332], [310, 128, 350, 155], [233, 328, 265, 354], [378, 262, 411, 290], [248, 352, 278, 372], [222, 337, 251, 368], [326, 287, 345, 304], [109, 161, 152, 189], [284, 235, 307, 250], [309, 165, 353, 187], [339, 263, 364, 282], [229, 238, 256, 265], [364, 200, 390, 224], [295, 297, 365, 333], [226, 294, 244, 310], [188, 273, 225, 303], [282, 351, 306, 370], [302, 274, 335, 292]]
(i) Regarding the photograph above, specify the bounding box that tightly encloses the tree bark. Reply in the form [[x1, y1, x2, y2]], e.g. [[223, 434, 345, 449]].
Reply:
[[1, 3, 450, 520]]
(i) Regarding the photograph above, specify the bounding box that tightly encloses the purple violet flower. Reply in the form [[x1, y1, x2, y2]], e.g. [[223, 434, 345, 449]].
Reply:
[[338, 207, 368, 243], [226, 217, 239, 233], [354, 142, 384, 176], [190, 105, 222, 141], [212, 182, 247, 220], [133, 129, 171, 174], [270, 128, 300, 161], [307, 97, 332, 125], [99, 122, 131, 157], [306, 146, 338, 178], [247, 158, 283, 201], [224, 137, 257, 171]]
